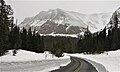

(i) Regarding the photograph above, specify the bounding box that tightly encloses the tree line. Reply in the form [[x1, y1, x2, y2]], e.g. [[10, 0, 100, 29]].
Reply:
[[77, 13, 120, 54], [9, 26, 44, 53]]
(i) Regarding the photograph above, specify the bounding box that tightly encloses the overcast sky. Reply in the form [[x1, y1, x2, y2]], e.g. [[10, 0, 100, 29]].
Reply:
[[6, 0, 120, 23]]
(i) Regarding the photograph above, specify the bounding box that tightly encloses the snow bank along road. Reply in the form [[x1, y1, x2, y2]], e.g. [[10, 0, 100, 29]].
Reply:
[[0, 50, 71, 72], [68, 50, 120, 72], [51, 56, 98, 72], [0, 59, 70, 72]]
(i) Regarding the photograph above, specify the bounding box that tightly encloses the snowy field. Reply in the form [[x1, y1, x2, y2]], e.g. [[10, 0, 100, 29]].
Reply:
[[66, 50, 120, 72], [0, 50, 71, 72]]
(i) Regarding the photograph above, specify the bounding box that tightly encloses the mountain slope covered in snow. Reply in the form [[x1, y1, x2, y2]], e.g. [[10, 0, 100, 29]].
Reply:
[[19, 8, 112, 34]]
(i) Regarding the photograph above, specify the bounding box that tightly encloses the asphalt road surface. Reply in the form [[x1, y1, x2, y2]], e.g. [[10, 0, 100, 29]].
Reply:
[[51, 57, 98, 72]]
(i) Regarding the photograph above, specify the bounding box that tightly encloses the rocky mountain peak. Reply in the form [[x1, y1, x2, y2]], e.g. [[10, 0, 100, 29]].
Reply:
[[19, 8, 112, 34]]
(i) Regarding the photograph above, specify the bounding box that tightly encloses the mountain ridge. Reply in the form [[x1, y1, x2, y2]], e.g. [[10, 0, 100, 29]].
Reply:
[[19, 8, 112, 34]]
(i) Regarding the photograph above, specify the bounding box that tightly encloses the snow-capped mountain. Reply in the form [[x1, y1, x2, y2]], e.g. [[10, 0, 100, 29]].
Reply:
[[19, 8, 112, 34]]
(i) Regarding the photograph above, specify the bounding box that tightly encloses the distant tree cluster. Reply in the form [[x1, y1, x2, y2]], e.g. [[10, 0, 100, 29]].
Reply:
[[9, 26, 44, 53], [43, 35, 78, 57]]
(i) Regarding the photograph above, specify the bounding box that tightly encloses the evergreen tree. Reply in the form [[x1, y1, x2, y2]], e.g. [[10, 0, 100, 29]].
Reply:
[[32, 30, 36, 50], [9, 24, 14, 49], [21, 28, 27, 50], [77, 35, 83, 53], [40, 36, 44, 52], [83, 26, 92, 53], [111, 14, 119, 50], [106, 29, 112, 51], [8, 17, 14, 50], [55, 49, 63, 57], [27, 27, 32, 51], [13, 26, 21, 49], [0, 0, 13, 55], [101, 27, 107, 52]]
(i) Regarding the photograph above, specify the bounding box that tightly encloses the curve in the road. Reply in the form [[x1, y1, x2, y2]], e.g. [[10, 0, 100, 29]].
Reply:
[[51, 57, 98, 72]]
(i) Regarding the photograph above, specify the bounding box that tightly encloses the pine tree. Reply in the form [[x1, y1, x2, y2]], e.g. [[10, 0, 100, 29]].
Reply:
[[106, 29, 112, 51], [0, 0, 13, 55], [55, 49, 63, 57], [40, 36, 44, 53], [21, 28, 27, 50], [111, 14, 119, 50], [101, 27, 107, 52], [13, 26, 21, 49], [32, 30, 36, 50], [27, 27, 32, 51], [9, 24, 14, 50], [77, 35, 83, 53], [83, 26, 92, 53]]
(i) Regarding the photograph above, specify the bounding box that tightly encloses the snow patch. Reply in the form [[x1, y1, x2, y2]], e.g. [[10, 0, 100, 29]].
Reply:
[[34, 20, 47, 26], [30, 20, 39, 26]]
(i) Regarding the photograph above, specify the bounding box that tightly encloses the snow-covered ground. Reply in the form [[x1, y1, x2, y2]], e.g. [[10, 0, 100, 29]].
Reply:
[[0, 49, 71, 72], [66, 50, 120, 72], [1, 49, 119, 72]]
